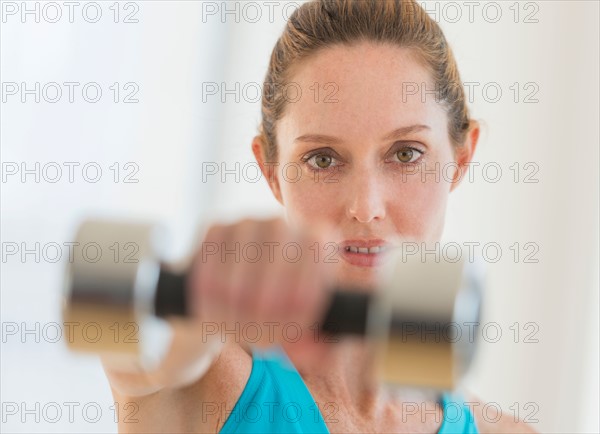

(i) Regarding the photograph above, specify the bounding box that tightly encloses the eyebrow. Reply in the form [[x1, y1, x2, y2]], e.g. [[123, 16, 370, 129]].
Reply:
[[293, 124, 431, 145]]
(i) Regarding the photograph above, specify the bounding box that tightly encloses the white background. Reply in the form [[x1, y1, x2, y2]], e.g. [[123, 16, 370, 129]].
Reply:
[[1, 1, 598, 433]]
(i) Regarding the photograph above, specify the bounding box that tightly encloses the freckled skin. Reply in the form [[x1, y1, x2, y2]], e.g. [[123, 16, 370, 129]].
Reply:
[[254, 41, 479, 290]]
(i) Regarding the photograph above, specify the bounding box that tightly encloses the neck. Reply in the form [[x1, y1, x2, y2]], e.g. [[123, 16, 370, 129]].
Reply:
[[299, 339, 383, 416]]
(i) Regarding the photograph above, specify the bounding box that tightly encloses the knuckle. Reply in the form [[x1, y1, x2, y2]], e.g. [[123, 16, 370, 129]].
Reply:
[[205, 222, 226, 240]]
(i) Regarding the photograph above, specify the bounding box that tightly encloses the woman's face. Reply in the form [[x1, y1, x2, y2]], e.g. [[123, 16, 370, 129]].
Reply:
[[254, 42, 477, 287]]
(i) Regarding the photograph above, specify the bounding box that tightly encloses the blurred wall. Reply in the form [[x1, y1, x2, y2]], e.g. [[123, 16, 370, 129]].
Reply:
[[1, 1, 598, 433], [1, 2, 226, 432]]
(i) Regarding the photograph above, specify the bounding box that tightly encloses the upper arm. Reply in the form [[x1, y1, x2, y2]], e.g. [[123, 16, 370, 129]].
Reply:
[[109, 342, 252, 434]]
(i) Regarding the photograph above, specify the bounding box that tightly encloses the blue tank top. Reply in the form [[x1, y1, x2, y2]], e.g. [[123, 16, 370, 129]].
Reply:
[[220, 345, 479, 433]]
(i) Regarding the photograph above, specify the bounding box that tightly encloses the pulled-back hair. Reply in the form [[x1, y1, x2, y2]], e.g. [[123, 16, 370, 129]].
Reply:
[[258, 0, 472, 161]]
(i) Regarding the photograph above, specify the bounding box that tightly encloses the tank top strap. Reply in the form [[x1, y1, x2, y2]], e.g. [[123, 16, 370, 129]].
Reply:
[[437, 390, 479, 434], [219, 345, 329, 433]]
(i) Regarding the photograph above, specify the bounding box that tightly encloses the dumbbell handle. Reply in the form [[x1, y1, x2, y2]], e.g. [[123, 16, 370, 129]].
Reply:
[[155, 266, 372, 335]]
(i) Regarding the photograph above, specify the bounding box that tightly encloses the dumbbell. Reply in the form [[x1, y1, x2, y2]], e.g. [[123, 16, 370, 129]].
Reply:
[[62, 219, 483, 391]]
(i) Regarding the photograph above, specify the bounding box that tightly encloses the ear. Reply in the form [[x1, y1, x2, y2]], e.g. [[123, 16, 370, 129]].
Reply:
[[251, 135, 284, 205], [450, 120, 480, 192]]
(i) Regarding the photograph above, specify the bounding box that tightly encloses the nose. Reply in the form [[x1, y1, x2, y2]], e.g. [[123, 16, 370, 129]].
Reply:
[[346, 175, 386, 223]]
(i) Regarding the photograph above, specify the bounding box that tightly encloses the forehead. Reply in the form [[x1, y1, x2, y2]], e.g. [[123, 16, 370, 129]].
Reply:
[[278, 42, 448, 144]]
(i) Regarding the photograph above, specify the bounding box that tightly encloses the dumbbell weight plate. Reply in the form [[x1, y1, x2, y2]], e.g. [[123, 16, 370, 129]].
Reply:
[[62, 219, 167, 358], [369, 248, 482, 390]]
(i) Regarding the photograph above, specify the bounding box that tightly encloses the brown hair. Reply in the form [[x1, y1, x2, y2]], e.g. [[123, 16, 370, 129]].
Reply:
[[258, 0, 473, 162]]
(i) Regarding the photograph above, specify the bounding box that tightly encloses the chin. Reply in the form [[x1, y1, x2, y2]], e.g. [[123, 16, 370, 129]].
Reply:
[[335, 266, 384, 292]]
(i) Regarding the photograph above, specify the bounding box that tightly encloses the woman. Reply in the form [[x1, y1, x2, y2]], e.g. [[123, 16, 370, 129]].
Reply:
[[103, 1, 537, 432]]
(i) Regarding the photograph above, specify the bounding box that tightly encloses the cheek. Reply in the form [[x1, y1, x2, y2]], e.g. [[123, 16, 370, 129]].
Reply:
[[393, 148, 456, 240], [279, 176, 338, 226], [394, 176, 451, 240]]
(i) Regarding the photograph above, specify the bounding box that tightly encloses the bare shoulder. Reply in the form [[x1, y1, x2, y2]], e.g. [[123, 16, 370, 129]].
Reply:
[[113, 342, 252, 434], [179, 340, 253, 405], [463, 391, 540, 434]]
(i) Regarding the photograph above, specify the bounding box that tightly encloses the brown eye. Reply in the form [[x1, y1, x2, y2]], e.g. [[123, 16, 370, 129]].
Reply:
[[314, 154, 332, 169], [396, 148, 414, 163]]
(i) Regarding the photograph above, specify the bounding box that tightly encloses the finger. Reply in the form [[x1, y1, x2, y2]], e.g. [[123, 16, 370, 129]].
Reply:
[[190, 223, 227, 323], [262, 219, 300, 323], [223, 219, 261, 323]]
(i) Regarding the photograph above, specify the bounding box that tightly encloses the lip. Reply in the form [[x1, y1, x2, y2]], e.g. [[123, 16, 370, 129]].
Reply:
[[340, 239, 388, 249], [338, 239, 391, 267]]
